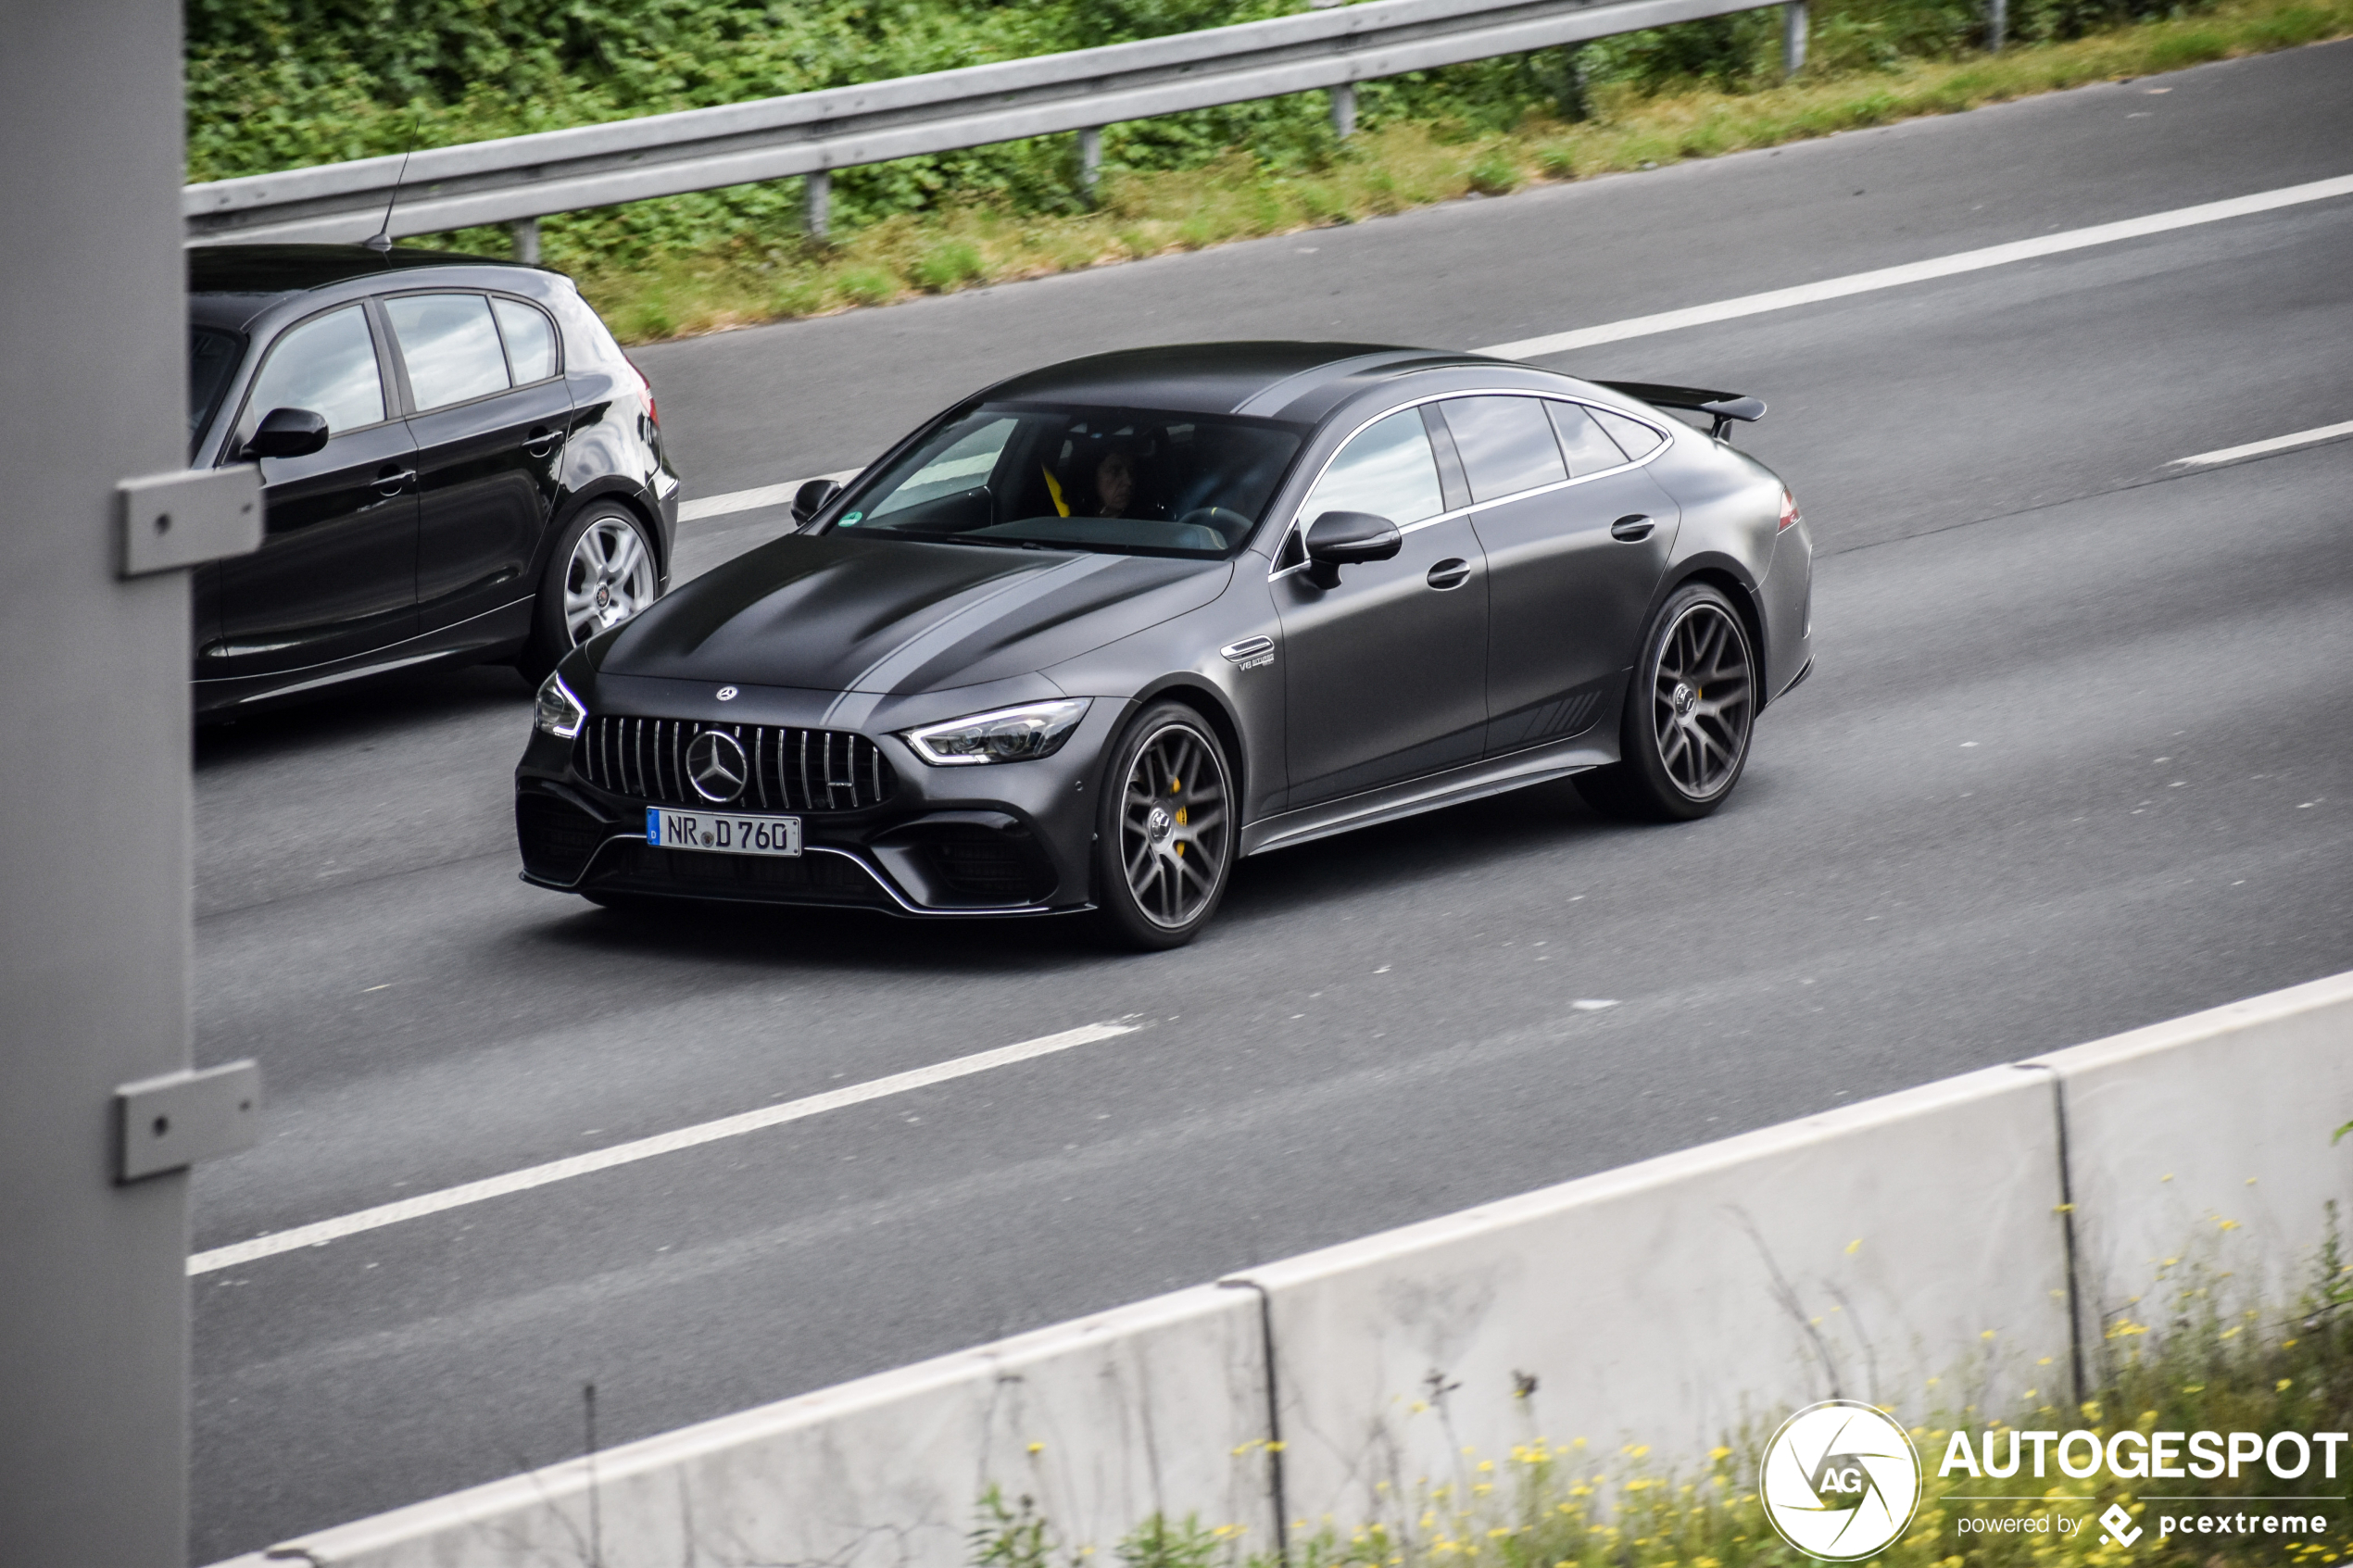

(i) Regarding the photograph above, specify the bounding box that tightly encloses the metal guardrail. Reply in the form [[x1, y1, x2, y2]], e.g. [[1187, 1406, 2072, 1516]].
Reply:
[[184, 0, 1806, 245]]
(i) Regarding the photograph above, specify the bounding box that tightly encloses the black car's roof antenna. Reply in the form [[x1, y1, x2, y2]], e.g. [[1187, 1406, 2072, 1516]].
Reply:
[[362, 118, 422, 254]]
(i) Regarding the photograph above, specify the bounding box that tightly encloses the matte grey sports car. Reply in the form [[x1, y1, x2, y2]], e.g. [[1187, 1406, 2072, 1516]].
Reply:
[[514, 343, 1813, 948]]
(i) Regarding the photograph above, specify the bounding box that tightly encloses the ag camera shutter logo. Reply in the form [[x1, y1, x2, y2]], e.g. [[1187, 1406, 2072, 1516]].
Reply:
[[1760, 1400, 1923, 1560]]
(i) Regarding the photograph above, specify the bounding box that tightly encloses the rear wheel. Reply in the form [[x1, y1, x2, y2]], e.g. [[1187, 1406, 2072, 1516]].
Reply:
[[1092, 703, 1237, 950], [1576, 582, 1756, 822], [518, 506, 660, 682]]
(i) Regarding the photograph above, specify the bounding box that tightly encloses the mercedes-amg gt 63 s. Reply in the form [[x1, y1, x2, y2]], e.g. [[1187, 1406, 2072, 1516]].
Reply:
[[515, 343, 1813, 948], [186, 245, 678, 714]]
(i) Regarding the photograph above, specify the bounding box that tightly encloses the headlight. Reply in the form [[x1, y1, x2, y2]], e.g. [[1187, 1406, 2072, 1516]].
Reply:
[[903, 698, 1091, 765], [534, 671, 586, 739]]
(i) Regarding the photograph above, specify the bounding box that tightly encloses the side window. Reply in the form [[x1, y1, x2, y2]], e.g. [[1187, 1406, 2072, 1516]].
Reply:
[[1547, 401, 1630, 475], [1592, 406, 1667, 460], [1441, 396, 1568, 502], [491, 297, 559, 384], [385, 293, 510, 411], [1299, 408, 1445, 532], [866, 416, 1019, 521], [245, 305, 384, 438]]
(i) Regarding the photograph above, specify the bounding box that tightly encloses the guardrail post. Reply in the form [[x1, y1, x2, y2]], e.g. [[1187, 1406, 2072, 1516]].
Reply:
[[1984, 0, 2007, 48], [804, 169, 832, 240], [1781, 1, 1808, 74], [1077, 126, 1103, 202], [509, 217, 541, 265], [1329, 82, 1358, 139]]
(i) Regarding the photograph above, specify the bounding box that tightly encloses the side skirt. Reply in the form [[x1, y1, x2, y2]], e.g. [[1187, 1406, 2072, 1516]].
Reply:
[[1239, 734, 1612, 859]]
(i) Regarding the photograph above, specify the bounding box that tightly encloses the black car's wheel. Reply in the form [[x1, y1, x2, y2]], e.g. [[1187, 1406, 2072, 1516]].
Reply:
[[1093, 703, 1237, 950], [1577, 582, 1756, 822], [519, 506, 661, 681]]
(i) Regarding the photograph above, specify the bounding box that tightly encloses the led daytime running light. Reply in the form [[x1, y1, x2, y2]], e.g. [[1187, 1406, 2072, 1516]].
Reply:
[[534, 672, 587, 739], [904, 698, 1091, 765]]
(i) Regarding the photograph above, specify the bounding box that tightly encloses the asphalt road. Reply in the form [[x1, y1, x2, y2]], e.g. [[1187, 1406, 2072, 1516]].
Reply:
[[189, 41, 2353, 1562]]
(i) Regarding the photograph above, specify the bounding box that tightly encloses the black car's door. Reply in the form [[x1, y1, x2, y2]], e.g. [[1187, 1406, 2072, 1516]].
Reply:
[[1442, 395, 1681, 755], [207, 302, 421, 680], [1273, 405, 1489, 807], [387, 291, 574, 635]]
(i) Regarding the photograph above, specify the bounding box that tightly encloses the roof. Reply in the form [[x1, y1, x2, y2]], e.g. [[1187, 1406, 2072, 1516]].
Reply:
[[186, 244, 530, 297], [984, 342, 1478, 420]]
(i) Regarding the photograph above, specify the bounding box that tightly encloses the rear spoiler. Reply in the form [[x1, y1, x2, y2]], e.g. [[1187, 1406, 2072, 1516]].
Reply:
[[1595, 381, 1766, 442]]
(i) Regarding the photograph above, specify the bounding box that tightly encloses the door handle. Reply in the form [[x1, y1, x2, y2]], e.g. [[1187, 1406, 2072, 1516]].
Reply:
[[1427, 558, 1472, 591], [374, 466, 416, 496], [1610, 514, 1655, 542], [523, 426, 560, 458]]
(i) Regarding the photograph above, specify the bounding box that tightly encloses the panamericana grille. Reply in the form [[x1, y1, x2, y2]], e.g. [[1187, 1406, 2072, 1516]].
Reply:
[[575, 716, 896, 813]]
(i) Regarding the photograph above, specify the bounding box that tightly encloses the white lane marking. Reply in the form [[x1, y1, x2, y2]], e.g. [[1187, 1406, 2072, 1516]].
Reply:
[[1475, 173, 2353, 360], [188, 1019, 1141, 1276], [677, 469, 860, 523], [2168, 419, 2353, 467]]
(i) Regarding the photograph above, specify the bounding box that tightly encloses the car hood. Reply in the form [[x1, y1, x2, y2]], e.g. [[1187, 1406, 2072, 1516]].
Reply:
[[597, 533, 1234, 695]]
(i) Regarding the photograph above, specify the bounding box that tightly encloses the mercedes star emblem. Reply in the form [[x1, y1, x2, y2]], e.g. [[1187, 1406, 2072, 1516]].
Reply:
[[716, 684, 739, 700], [684, 730, 749, 804]]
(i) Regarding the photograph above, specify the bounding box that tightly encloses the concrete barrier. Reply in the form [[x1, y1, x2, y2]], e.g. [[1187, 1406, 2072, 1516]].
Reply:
[[2026, 972, 2353, 1378], [208, 972, 2353, 1566], [213, 1284, 1275, 1568], [1239, 1065, 2072, 1531]]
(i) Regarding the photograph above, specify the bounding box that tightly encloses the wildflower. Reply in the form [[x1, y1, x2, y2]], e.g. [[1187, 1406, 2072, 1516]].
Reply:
[[2280, 1377, 2295, 1392], [1027, 1441, 1045, 1455], [1709, 1446, 1731, 1462]]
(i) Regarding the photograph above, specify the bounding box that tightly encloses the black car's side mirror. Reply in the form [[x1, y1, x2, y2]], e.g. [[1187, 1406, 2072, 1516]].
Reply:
[[792, 477, 842, 525], [243, 407, 330, 460], [1302, 509, 1402, 589]]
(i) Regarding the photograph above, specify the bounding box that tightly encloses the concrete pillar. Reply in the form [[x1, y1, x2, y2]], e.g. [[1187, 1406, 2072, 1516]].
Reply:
[[1330, 81, 1358, 139], [0, 0, 200, 1562], [510, 216, 541, 265], [1077, 126, 1103, 202], [1985, 0, 2007, 48]]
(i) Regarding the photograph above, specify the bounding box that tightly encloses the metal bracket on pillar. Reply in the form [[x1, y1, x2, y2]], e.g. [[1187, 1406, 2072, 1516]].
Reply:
[[509, 216, 541, 265], [804, 169, 832, 240], [1077, 127, 1103, 203], [1984, 0, 2007, 48], [1782, 1, 1808, 75], [114, 1060, 261, 1183], [1329, 82, 1358, 139], [116, 466, 261, 578]]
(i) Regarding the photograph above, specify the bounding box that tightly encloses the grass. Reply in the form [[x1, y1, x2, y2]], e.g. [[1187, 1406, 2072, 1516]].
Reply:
[[980, 1221, 2353, 1568], [520, 0, 2353, 344]]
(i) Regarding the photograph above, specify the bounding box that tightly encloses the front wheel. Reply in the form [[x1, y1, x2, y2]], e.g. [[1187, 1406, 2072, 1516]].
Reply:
[[518, 506, 661, 682], [1576, 582, 1756, 822], [1092, 703, 1238, 950]]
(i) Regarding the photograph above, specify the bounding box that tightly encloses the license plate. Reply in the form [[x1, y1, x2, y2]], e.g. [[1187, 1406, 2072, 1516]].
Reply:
[[646, 807, 802, 858]]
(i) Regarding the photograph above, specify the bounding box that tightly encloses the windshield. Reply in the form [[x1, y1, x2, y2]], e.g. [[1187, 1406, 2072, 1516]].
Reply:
[[189, 326, 245, 445], [827, 405, 1303, 558]]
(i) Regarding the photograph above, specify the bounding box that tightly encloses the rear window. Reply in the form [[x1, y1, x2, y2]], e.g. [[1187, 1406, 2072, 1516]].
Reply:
[[829, 405, 1303, 559]]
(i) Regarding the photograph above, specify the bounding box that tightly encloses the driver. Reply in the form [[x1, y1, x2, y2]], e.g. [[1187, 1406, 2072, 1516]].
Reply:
[[1085, 443, 1165, 520]]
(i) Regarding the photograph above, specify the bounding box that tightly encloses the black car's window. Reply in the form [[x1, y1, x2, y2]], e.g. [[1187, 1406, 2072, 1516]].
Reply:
[[1547, 400, 1631, 475], [1441, 395, 1570, 502], [1300, 408, 1445, 530], [245, 305, 383, 437], [188, 326, 244, 442], [385, 293, 510, 411], [491, 296, 559, 384], [834, 406, 1301, 558], [1592, 406, 1666, 459]]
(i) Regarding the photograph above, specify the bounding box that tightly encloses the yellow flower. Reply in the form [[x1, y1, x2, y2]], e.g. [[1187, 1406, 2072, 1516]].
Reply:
[[1026, 1441, 1045, 1455], [1624, 1444, 1651, 1458], [2279, 1378, 2295, 1392]]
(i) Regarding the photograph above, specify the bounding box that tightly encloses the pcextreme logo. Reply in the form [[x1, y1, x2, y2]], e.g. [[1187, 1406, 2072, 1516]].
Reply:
[[1759, 1400, 1925, 1561]]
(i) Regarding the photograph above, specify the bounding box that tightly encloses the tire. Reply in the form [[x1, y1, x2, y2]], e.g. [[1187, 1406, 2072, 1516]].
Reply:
[[1091, 702, 1239, 951], [517, 505, 661, 683], [1576, 582, 1757, 822]]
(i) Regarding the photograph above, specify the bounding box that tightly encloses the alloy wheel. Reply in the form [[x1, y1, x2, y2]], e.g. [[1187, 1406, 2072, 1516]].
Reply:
[[1117, 722, 1231, 930], [1650, 600, 1753, 799], [563, 516, 657, 646]]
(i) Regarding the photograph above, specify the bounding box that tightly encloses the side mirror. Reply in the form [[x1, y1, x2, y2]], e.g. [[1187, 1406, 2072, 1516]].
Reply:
[[791, 477, 842, 525], [1302, 509, 1401, 589], [243, 407, 330, 460]]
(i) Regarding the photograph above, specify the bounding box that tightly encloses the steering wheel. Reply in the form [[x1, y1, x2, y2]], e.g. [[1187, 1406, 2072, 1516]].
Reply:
[[1175, 507, 1252, 546]]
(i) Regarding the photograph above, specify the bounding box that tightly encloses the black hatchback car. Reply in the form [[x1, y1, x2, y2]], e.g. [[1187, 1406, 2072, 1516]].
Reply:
[[186, 245, 678, 713], [516, 343, 1812, 947]]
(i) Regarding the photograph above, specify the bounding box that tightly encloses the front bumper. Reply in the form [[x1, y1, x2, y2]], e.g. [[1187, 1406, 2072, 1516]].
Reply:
[[514, 677, 1117, 916]]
